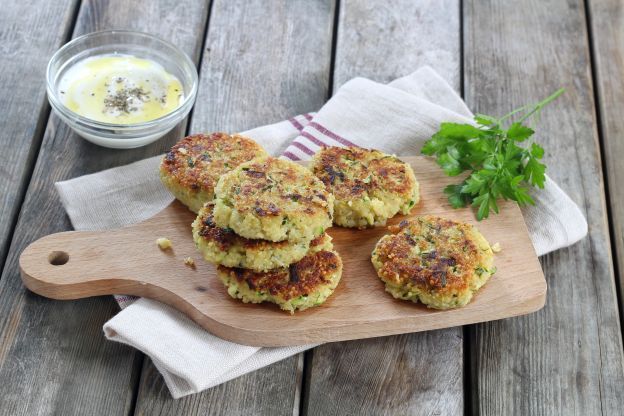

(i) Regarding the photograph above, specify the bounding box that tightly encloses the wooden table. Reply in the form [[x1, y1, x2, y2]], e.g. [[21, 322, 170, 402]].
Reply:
[[1, 0, 623, 414]]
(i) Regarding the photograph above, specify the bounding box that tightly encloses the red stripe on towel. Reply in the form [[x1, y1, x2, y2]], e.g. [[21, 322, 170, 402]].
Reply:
[[282, 150, 301, 161], [309, 121, 358, 147], [288, 117, 305, 131], [291, 141, 315, 155], [300, 131, 328, 148], [115, 295, 138, 302]]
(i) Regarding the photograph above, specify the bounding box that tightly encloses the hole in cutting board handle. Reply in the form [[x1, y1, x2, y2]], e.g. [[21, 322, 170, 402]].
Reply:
[[48, 251, 69, 266]]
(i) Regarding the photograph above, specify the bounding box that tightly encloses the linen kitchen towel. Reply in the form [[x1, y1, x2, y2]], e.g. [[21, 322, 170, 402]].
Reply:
[[55, 66, 587, 398]]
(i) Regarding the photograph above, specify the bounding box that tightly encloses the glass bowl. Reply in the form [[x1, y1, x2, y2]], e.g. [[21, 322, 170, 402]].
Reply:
[[46, 30, 198, 149]]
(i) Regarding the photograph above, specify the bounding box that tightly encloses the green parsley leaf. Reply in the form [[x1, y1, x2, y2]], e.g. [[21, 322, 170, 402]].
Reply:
[[530, 142, 545, 159], [474, 113, 498, 126], [438, 153, 463, 176], [473, 193, 491, 220], [444, 184, 470, 208], [421, 88, 564, 220], [507, 122, 534, 141], [438, 122, 483, 139], [524, 156, 546, 188], [461, 174, 485, 195]]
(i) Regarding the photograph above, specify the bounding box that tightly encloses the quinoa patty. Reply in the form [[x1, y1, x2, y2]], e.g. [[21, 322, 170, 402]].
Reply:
[[160, 133, 267, 213], [310, 146, 419, 228], [213, 156, 334, 242], [193, 203, 333, 271], [371, 216, 495, 309], [217, 249, 343, 314]]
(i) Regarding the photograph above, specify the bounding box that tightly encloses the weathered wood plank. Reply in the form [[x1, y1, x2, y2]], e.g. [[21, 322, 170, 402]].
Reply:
[[588, 1, 624, 317], [0, 0, 210, 414], [193, 0, 335, 132], [135, 354, 304, 416], [133, 0, 335, 413], [0, 0, 78, 273], [305, 1, 464, 415], [464, 1, 624, 414], [332, 0, 460, 88]]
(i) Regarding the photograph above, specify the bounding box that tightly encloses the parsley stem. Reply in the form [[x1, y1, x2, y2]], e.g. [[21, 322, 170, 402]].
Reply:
[[498, 105, 529, 124], [497, 88, 564, 126], [517, 88, 565, 124]]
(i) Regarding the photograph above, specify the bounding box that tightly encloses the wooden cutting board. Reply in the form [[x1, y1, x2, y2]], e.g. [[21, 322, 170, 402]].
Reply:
[[19, 156, 546, 347]]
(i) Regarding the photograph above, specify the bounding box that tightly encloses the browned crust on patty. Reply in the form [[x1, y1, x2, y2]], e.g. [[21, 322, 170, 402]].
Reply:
[[374, 216, 485, 294], [160, 132, 267, 196], [217, 250, 341, 301], [196, 204, 326, 251], [311, 146, 416, 199]]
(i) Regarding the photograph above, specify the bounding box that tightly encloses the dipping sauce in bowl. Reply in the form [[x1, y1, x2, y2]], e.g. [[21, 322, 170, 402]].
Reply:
[[58, 54, 184, 124], [47, 31, 198, 149]]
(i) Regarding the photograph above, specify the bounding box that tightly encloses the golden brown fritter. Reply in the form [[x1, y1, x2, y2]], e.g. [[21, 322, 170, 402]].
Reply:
[[213, 156, 334, 242], [371, 216, 495, 309], [160, 133, 267, 213], [310, 146, 419, 228], [193, 203, 333, 271], [217, 249, 343, 313]]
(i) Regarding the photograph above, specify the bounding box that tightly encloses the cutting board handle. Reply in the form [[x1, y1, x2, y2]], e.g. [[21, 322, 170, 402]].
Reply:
[[19, 229, 146, 299]]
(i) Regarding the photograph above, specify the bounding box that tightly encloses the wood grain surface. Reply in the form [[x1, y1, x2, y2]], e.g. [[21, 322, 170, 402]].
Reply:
[[1, 0, 623, 414], [464, 1, 624, 414], [588, 0, 624, 316], [0, 0, 78, 273], [132, 0, 336, 413], [306, 1, 466, 415], [134, 353, 303, 416], [20, 157, 546, 346], [0, 0, 210, 415]]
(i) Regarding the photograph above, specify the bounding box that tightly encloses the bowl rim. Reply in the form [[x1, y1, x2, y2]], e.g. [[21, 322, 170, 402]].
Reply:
[[46, 29, 198, 134]]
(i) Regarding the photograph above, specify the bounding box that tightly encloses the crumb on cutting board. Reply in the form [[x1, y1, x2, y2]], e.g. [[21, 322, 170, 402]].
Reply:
[[156, 237, 172, 250], [491, 242, 502, 253], [184, 257, 196, 268]]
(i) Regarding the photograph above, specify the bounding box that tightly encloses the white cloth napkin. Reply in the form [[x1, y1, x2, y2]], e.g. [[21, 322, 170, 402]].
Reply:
[[55, 66, 587, 398]]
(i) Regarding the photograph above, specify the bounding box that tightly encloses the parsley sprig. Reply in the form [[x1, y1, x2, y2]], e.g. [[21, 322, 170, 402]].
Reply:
[[421, 89, 564, 220]]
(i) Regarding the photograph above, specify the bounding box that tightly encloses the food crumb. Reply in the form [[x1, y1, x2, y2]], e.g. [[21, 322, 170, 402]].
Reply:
[[184, 257, 196, 268], [491, 242, 502, 253], [156, 237, 172, 250]]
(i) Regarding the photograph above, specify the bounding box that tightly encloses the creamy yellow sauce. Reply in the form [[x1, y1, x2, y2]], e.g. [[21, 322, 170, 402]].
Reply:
[[58, 54, 184, 124]]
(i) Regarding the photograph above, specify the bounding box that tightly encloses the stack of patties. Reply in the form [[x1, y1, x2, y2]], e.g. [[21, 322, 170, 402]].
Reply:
[[161, 135, 343, 313], [190, 155, 342, 314]]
